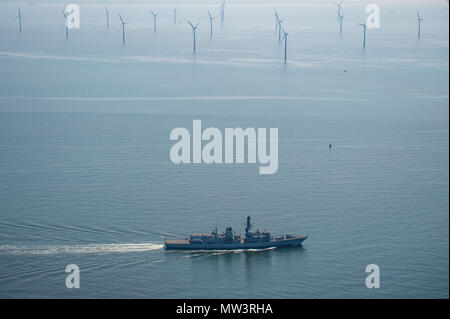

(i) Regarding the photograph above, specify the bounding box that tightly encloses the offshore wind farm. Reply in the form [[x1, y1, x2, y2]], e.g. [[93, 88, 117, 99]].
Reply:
[[2, 1, 441, 61], [0, 0, 448, 299]]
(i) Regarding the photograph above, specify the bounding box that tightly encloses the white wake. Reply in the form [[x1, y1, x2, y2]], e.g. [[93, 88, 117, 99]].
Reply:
[[0, 243, 164, 255]]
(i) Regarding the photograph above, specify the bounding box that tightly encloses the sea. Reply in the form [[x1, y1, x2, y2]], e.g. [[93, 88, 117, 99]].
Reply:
[[0, 0, 448, 298]]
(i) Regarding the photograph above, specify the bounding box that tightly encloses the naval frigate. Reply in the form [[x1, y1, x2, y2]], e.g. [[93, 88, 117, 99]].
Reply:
[[164, 216, 307, 250]]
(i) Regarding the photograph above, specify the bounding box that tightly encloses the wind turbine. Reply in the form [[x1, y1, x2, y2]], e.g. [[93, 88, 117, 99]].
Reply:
[[207, 11, 215, 38], [281, 27, 288, 63], [61, 9, 69, 39], [105, 6, 110, 30], [338, 10, 344, 35], [14, 6, 22, 33], [119, 14, 126, 45], [187, 21, 199, 52], [151, 10, 158, 33], [274, 8, 279, 31], [220, 0, 225, 28], [337, 0, 344, 22], [171, 6, 177, 24], [417, 11, 423, 39], [358, 23, 367, 48]]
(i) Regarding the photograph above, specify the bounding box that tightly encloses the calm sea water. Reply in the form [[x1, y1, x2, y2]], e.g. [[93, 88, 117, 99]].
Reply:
[[0, 1, 448, 298]]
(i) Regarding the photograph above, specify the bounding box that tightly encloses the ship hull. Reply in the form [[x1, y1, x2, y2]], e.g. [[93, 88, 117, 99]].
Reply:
[[164, 236, 307, 250]]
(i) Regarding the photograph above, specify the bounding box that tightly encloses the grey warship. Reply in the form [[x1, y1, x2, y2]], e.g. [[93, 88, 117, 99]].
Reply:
[[164, 216, 307, 250]]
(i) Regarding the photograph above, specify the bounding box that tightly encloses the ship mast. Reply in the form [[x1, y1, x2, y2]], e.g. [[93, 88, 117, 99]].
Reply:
[[245, 216, 252, 234], [213, 224, 218, 240]]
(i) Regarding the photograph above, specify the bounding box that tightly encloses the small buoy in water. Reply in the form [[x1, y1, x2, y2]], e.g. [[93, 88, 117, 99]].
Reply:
[[344, 70, 347, 73], [329, 144, 332, 150]]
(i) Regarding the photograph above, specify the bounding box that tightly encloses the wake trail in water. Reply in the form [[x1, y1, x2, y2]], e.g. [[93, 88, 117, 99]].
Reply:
[[0, 243, 164, 255]]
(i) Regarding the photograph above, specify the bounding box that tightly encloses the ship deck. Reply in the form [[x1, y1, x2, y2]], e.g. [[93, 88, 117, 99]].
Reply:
[[164, 236, 308, 245]]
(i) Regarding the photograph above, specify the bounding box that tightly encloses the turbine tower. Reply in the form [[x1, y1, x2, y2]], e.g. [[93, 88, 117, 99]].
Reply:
[[171, 6, 177, 24], [417, 11, 423, 39], [119, 14, 127, 45], [61, 9, 69, 39], [187, 21, 199, 52], [338, 10, 344, 35], [105, 6, 110, 30], [207, 11, 215, 38], [358, 23, 367, 48], [281, 27, 288, 63], [151, 10, 158, 33], [14, 6, 22, 33], [220, 0, 225, 28]]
